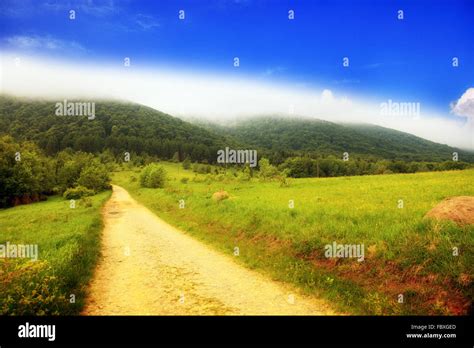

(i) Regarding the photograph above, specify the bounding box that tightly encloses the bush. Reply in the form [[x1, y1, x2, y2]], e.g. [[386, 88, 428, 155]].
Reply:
[[180, 177, 189, 184], [192, 163, 211, 174], [140, 165, 152, 186], [77, 161, 111, 192], [80, 196, 93, 207], [182, 158, 191, 170], [140, 163, 167, 188], [278, 174, 291, 187], [205, 174, 213, 184], [259, 158, 279, 180], [192, 174, 204, 183], [63, 186, 95, 200]]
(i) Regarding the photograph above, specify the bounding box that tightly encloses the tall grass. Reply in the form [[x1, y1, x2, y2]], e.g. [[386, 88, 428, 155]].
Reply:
[[0, 192, 111, 315]]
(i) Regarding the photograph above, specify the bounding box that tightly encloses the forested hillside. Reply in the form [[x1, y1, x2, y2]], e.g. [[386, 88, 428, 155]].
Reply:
[[198, 116, 474, 163], [0, 95, 232, 163], [2, 95, 472, 164]]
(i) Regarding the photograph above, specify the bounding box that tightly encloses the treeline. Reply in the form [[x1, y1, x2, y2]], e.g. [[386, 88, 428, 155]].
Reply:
[[278, 156, 472, 178], [0, 136, 111, 208], [147, 152, 472, 179], [180, 155, 472, 180], [1, 133, 472, 209]]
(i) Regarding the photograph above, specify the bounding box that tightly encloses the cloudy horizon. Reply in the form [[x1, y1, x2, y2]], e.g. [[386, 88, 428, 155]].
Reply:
[[1, 52, 473, 150]]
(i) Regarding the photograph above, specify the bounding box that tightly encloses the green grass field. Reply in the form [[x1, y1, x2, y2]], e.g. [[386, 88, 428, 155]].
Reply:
[[0, 191, 111, 315], [1, 163, 471, 316], [114, 163, 474, 315]]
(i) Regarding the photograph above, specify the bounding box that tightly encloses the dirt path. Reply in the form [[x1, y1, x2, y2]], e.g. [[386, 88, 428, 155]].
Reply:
[[83, 185, 337, 315]]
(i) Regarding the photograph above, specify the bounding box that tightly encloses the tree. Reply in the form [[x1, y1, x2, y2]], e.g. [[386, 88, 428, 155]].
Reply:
[[56, 152, 94, 193], [0, 136, 55, 207], [77, 160, 111, 192], [258, 158, 279, 180]]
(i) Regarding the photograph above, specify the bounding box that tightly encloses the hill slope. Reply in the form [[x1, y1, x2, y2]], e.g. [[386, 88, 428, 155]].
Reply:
[[2, 95, 472, 163], [199, 116, 474, 162], [0, 95, 234, 162]]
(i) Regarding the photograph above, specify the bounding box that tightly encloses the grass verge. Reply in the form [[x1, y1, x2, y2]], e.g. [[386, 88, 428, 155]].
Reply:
[[0, 191, 111, 315]]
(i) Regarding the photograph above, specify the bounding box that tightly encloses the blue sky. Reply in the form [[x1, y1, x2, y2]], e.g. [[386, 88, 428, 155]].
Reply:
[[1, 0, 473, 113]]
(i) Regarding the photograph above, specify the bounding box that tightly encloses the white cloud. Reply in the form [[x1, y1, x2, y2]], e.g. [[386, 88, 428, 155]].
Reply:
[[42, 0, 118, 17], [134, 14, 160, 31], [320, 89, 335, 104], [451, 87, 474, 119], [0, 0, 118, 18], [4, 36, 86, 53], [1, 52, 473, 150]]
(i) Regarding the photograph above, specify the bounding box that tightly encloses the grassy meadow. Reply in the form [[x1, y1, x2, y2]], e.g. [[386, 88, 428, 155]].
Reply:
[[0, 191, 111, 315], [114, 163, 474, 315]]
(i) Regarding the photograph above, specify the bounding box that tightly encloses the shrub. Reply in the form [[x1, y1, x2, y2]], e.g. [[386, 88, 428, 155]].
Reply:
[[239, 165, 252, 181], [182, 158, 191, 170], [77, 161, 111, 192], [180, 177, 189, 184], [258, 158, 279, 180], [205, 174, 213, 184], [140, 163, 167, 188], [63, 186, 95, 200], [80, 196, 93, 207], [140, 165, 152, 186], [278, 175, 291, 187], [192, 163, 211, 174], [192, 174, 204, 183]]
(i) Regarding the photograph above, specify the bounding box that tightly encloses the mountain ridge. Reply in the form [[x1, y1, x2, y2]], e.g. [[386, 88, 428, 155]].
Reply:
[[1, 95, 472, 163], [192, 115, 474, 163]]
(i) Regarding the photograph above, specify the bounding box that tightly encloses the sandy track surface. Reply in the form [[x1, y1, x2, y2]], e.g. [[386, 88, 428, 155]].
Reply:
[[83, 185, 337, 315]]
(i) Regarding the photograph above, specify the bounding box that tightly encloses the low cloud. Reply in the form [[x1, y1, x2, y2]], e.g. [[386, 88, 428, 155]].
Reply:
[[1, 53, 472, 150]]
